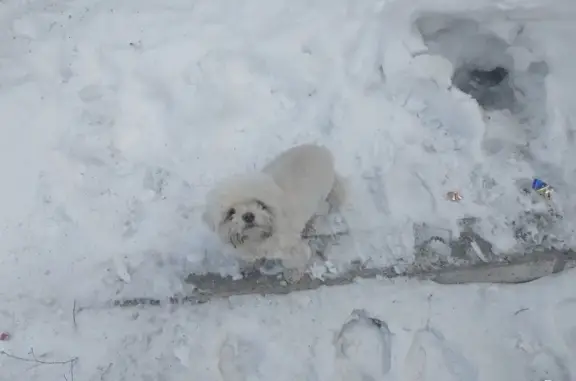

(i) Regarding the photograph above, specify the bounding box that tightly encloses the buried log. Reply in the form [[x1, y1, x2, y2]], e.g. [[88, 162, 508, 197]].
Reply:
[[106, 250, 576, 309]]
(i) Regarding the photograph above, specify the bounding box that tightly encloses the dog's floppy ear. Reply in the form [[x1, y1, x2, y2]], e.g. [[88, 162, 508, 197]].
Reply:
[[201, 210, 216, 232]]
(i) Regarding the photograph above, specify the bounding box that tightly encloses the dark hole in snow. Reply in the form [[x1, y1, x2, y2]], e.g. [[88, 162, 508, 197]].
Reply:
[[451, 64, 514, 110], [412, 14, 545, 113], [469, 67, 508, 87]]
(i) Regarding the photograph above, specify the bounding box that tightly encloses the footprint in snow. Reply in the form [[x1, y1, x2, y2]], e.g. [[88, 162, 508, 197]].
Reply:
[[401, 328, 478, 381], [218, 334, 263, 381], [553, 298, 576, 355], [333, 309, 393, 381], [524, 347, 571, 381], [512, 306, 572, 381]]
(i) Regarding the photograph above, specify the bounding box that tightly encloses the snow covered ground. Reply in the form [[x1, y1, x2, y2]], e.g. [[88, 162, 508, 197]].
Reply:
[[1, 0, 576, 379], [1, 270, 575, 381]]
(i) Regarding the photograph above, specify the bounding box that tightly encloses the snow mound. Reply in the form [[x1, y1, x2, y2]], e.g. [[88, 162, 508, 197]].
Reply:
[[1, 0, 576, 309]]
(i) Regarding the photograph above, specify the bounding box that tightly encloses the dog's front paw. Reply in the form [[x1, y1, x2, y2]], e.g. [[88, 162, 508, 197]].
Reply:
[[282, 268, 306, 284], [278, 240, 312, 283]]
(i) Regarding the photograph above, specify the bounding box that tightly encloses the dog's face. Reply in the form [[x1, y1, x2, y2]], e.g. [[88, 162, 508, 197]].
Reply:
[[216, 199, 274, 249]]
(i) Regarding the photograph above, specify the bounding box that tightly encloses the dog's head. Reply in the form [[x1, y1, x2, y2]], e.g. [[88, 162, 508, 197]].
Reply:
[[216, 199, 274, 248], [202, 173, 284, 250]]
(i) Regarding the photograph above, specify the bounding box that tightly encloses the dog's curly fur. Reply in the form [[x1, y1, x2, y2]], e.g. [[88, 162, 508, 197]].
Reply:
[[202, 144, 344, 282]]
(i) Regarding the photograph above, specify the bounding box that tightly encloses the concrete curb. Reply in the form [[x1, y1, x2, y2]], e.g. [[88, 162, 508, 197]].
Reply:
[[98, 251, 576, 309], [431, 251, 575, 284]]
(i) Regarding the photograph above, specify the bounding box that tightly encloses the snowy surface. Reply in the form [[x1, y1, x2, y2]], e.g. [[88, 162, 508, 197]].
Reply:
[[2, 0, 576, 296], [2, 0, 576, 379], [2, 270, 576, 380]]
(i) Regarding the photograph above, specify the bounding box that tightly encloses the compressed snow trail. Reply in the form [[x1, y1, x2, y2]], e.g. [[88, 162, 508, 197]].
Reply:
[[1, 0, 576, 379]]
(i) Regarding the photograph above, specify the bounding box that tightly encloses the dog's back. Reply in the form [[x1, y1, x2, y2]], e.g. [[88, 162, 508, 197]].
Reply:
[[262, 144, 336, 223]]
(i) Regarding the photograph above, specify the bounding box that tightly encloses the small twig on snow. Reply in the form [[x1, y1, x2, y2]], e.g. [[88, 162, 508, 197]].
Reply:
[[2, 348, 78, 380], [99, 362, 113, 380], [63, 360, 76, 381], [70, 358, 75, 381], [72, 299, 78, 330], [0, 349, 78, 366]]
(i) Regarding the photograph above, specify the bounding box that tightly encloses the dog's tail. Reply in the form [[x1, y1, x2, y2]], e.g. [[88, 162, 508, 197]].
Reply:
[[327, 173, 347, 212]]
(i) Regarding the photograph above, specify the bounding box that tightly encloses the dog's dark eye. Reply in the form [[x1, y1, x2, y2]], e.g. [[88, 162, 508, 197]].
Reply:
[[225, 208, 236, 220], [256, 200, 269, 211]]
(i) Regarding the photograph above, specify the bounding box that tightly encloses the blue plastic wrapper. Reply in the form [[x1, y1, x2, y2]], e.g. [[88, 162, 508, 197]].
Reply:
[[532, 178, 552, 199]]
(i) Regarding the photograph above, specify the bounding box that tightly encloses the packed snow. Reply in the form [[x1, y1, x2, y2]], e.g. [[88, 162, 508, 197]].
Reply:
[[1, 0, 576, 379], [3, 270, 576, 380]]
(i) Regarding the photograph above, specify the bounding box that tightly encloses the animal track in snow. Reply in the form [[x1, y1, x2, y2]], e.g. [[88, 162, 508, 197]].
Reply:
[[333, 309, 393, 381], [524, 348, 572, 381], [218, 334, 263, 381], [401, 328, 478, 381], [553, 298, 576, 355]]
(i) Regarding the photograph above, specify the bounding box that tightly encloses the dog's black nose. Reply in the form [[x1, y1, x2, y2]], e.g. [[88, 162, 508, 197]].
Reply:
[[242, 212, 255, 224]]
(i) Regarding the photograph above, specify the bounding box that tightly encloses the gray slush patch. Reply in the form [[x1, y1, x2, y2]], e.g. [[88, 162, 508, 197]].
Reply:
[[431, 250, 574, 284]]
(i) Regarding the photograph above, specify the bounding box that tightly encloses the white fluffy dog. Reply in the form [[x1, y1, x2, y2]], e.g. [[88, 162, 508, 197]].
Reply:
[[202, 144, 344, 282]]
